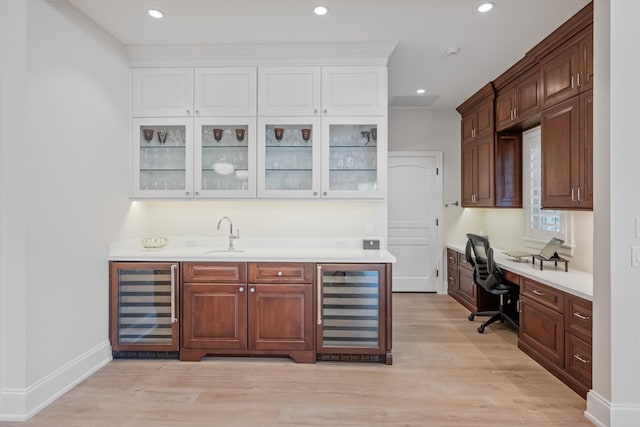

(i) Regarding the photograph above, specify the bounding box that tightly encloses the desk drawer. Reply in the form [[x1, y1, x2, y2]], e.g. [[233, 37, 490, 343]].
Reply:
[[521, 278, 564, 312], [565, 294, 592, 343], [565, 332, 592, 388], [502, 270, 521, 286], [457, 252, 472, 270], [249, 263, 314, 284]]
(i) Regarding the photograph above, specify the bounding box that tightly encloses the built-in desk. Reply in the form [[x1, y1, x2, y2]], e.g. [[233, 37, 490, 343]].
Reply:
[[446, 243, 593, 398]]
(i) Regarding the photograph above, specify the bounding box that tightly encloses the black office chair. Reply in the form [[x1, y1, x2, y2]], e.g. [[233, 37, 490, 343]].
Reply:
[[465, 233, 519, 333]]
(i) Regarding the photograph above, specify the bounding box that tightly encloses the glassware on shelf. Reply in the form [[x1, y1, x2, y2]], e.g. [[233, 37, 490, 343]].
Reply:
[[142, 128, 154, 143], [274, 127, 284, 141], [370, 127, 377, 144], [212, 128, 224, 142], [157, 131, 168, 144], [301, 128, 311, 142], [235, 128, 246, 142]]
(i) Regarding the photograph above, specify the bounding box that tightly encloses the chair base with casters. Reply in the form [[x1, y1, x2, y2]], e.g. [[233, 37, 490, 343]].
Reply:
[[468, 292, 519, 334]]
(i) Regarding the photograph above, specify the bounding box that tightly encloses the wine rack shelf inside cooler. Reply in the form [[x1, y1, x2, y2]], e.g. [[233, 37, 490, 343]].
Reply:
[[117, 269, 173, 345], [321, 270, 380, 348]]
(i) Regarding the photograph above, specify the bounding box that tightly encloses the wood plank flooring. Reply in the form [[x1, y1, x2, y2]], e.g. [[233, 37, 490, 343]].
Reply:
[[0, 294, 592, 426]]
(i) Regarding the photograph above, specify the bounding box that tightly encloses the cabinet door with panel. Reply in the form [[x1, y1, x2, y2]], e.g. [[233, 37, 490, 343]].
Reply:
[[496, 70, 540, 131], [540, 27, 593, 109], [258, 67, 321, 116], [541, 91, 592, 210], [321, 66, 387, 116], [132, 68, 194, 118], [461, 98, 494, 143], [461, 135, 495, 207], [519, 296, 564, 367], [194, 67, 257, 117]]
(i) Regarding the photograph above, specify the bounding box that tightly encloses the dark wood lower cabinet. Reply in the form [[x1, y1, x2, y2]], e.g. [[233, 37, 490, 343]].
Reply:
[[518, 296, 564, 367], [180, 262, 314, 363]]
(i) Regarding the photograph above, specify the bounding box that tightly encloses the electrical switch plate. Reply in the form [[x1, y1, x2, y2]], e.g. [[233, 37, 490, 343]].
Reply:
[[632, 246, 640, 267]]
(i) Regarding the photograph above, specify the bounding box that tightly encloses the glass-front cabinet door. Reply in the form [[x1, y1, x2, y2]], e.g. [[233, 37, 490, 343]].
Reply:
[[195, 118, 257, 198], [321, 117, 386, 199], [257, 117, 321, 198], [131, 118, 194, 198]]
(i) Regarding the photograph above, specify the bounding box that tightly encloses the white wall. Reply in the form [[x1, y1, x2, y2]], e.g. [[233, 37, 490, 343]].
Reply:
[[587, 1, 640, 425], [0, 0, 136, 420]]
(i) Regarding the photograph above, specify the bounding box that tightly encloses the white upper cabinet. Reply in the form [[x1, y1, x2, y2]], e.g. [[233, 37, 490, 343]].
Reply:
[[322, 66, 387, 116], [132, 68, 194, 117], [195, 67, 257, 117], [133, 67, 257, 118], [258, 67, 321, 116], [258, 66, 386, 117]]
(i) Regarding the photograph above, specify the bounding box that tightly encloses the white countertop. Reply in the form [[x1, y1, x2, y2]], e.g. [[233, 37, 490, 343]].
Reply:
[[447, 243, 593, 301], [109, 237, 396, 264]]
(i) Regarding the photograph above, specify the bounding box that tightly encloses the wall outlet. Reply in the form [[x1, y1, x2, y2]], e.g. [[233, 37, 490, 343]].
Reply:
[[366, 223, 375, 235], [633, 246, 640, 267]]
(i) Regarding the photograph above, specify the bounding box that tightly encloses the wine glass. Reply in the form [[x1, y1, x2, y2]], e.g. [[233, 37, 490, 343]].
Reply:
[[142, 128, 154, 143]]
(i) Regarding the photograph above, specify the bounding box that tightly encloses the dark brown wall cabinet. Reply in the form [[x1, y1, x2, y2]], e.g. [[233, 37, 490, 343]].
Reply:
[[495, 69, 541, 131], [541, 90, 592, 209]]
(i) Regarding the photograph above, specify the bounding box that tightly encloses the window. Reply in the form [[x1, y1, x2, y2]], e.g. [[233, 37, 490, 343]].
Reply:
[[522, 127, 573, 252]]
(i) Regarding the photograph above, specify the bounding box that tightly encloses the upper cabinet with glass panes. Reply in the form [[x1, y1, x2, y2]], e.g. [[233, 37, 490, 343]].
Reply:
[[130, 65, 387, 200]]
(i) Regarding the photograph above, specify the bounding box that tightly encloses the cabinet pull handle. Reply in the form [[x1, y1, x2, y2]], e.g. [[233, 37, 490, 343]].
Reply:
[[323, 109, 328, 114], [571, 187, 575, 202], [532, 290, 544, 296], [277, 271, 283, 277], [516, 300, 521, 312], [313, 191, 318, 196], [239, 286, 244, 293], [250, 287, 255, 293], [571, 75, 575, 89], [577, 73, 581, 87], [186, 191, 190, 196], [577, 187, 582, 202], [573, 311, 590, 320], [317, 265, 323, 325], [574, 354, 590, 364], [323, 191, 327, 196], [170, 264, 177, 323], [514, 108, 517, 119]]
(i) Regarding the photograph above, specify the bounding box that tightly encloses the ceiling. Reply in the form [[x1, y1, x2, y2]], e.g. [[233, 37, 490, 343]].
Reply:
[[63, 0, 591, 110]]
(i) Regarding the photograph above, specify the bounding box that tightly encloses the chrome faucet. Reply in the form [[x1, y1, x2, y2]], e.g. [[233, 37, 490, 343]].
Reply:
[[217, 216, 239, 251]]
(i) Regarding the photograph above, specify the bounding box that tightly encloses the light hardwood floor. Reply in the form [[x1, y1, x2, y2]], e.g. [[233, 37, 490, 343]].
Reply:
[[1, 294, 592, 426]]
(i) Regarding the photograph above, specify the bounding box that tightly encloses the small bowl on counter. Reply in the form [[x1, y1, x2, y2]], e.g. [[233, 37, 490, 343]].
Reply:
[[141, 237, 168, 249]]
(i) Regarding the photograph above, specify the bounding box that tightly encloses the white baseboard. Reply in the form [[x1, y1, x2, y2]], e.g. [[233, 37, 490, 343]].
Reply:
[[0, 340, 112, 421], [586, 390, 640, 427]]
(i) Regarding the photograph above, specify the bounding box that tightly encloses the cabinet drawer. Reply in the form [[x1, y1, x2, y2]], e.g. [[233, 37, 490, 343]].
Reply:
[[249, 263, 313, 284], [183, 262, 246, 283], [565, 333, 592, 388], [521, 278, 564, 312], [446, 249, 458, 270], [502, 270, 521, 286], [457, 252, 472, 270], [565, 294, 592, 343]]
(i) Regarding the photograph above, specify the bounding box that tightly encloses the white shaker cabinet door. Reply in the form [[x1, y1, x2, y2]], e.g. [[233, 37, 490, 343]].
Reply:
[[132, 68, 194, 118], [195, 67, 257, 117], [258, 67, 321, 117], [321, 66, 387, 116]]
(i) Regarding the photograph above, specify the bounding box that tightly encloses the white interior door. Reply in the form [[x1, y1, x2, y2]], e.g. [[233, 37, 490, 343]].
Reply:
[[388, 152, 442, 292]]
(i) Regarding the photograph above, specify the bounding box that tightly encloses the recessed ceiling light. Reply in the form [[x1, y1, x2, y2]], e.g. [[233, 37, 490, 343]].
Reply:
[[314, 6, 328, 16], [416, 89, 426, 94], [478, 2, 494, 13], [148, 9, 164, 19]]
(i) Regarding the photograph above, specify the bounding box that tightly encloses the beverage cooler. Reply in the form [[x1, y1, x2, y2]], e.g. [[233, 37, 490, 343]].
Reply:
[[316, 263, 392, 364], [109, 262, 179, 357]]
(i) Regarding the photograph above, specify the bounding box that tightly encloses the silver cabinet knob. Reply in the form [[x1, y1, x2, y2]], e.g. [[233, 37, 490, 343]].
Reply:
[[323, 109, 328, 114], [186, 109, 191, 116], [314, 109, 318, 114], [323, 191, 327, 196], [250, 287, 255, 293], [195, 191, 199, 196], [186, 191, 190, 195], [239, 287, 244, 293]]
